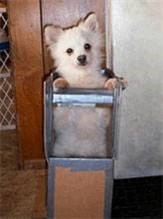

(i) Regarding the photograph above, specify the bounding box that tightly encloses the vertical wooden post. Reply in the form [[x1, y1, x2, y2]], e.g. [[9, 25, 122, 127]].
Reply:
[[8, 0, 44, 166]]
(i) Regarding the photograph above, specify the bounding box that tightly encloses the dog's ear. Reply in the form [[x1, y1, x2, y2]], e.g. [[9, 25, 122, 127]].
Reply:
[[83, 12, 99, 32], [44, 25, 63, 46]]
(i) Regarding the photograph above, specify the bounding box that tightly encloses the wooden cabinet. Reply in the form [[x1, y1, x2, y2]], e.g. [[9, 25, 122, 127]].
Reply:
[[8, 0, 111, 167]]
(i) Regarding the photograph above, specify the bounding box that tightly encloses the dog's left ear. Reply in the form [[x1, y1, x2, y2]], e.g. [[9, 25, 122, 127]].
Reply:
[[83, 12, 99, 32], [44, 25, 63, 46]]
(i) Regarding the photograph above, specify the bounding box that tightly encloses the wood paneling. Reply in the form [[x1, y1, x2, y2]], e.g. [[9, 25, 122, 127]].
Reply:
[[41, 0, 106, 73], [8, 0, 44, 163]]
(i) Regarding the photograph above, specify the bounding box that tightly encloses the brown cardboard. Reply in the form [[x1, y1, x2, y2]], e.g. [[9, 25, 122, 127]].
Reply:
[[54, 167, 105, 219]]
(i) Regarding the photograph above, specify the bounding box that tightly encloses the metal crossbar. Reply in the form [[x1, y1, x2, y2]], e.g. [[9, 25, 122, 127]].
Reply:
[[53, 88, 114, 106]]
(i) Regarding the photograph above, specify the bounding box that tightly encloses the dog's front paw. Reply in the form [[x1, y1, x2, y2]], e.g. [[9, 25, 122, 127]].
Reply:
[[119, 78, 128, 90], [53, 78, 69, 91], [104, 78, 118, 90], [104, 78, 128, 90]]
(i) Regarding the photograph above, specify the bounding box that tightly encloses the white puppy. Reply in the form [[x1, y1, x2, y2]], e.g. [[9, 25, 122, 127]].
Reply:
[[44, 13, 124, 157]]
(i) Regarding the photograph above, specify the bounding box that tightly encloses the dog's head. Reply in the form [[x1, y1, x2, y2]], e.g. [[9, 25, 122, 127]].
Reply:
[[44, 13, 103, 72]]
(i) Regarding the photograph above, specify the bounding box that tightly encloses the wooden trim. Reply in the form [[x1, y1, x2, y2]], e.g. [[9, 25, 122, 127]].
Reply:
[[8, 0, 44, 161], [23, 159, 47, 170], [0, 2, 6, 8]]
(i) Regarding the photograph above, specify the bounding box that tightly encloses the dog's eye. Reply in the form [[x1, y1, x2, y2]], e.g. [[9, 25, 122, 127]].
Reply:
[[66, 48, 73, 54], [84, 43, 91, 50]]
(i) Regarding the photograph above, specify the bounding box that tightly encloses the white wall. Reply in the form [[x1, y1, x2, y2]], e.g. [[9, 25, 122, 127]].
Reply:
[[112, 0, 163, 178]]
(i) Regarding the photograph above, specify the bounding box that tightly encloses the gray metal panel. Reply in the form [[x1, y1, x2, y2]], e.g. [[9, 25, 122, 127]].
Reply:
[[53, 88, 114, 106], [112, 87, 122, 159], [104, 160, 114, 219], [49, 157, 113, 171], [47, 162, 55, 219], [44, 74, 53, 163]]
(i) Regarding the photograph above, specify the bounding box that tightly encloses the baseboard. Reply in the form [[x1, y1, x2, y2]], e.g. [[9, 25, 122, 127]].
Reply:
[[23, 159, 47, 170]]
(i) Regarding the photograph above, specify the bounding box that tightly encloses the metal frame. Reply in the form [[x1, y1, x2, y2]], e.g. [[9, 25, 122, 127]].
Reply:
[[44, 72, 122, 161], [44, 72, 122, 219]]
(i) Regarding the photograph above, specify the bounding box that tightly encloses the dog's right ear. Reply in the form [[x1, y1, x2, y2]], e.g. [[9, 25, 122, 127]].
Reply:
[[83, 12, 99, 32], [44, 25, 63, 46]]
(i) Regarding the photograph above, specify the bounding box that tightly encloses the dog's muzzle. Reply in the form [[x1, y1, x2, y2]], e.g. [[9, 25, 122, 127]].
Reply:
[[77, 55, 87, 66]]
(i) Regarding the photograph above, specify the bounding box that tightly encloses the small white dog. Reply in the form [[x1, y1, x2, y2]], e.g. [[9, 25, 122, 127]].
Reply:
[[44, 13, 127, 157]]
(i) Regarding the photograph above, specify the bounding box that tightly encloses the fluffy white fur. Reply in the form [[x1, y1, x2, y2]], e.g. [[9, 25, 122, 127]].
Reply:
[[53, 107, 111, 157], [45, 13, 112, 157], [45, 13, 106, 88]]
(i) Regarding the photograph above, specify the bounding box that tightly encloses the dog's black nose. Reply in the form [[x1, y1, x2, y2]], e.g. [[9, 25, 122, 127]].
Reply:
[[77, 55, 87, 65]]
